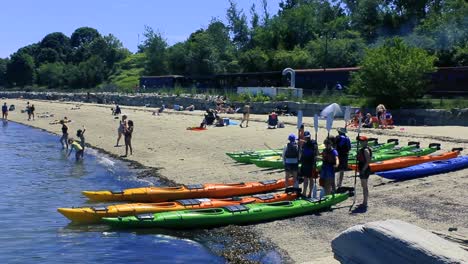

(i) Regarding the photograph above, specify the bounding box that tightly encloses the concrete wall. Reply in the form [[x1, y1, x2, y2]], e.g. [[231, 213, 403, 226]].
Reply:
[[1, 91, 467, 126]]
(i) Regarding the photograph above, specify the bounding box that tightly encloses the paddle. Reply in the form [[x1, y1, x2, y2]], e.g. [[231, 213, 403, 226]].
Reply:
[[349, 117, 362, 212], [344, 107, 351, 129], [313, 114, 319, 198], [326, 112, 333, 138]]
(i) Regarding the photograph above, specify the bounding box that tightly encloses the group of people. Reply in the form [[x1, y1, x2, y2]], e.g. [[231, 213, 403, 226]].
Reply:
[[115, 114, 134, 157], [59, 118, 86, 161], [350, 104, 394, 129], [282, 127, 371, 208]]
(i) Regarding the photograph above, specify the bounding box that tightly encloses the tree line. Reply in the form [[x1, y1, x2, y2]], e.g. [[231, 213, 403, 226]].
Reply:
[[0, 0, 466, 102]]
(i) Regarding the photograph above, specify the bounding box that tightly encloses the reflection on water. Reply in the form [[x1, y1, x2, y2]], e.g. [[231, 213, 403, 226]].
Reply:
[[0, 122, 223, 264]]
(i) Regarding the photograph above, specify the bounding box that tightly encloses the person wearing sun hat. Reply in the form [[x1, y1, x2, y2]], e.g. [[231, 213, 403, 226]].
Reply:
[[356, 135, 372, 207], [335, 127, 351, 189], [282, 133, 299, 189], [299, 131, 319, 197]]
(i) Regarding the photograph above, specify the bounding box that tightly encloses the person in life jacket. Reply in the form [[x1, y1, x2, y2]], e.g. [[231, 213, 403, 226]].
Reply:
[[282, 133, 299, 190], [300, 131, 319, 197], [320, 138, 339, 195], [357, 136, 372, 207], [67, 138, 84, 161], [335, 128, 352, 189]]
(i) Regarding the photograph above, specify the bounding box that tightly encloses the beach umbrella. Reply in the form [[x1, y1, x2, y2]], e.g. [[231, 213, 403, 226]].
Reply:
[[320, 103, 342, 118]]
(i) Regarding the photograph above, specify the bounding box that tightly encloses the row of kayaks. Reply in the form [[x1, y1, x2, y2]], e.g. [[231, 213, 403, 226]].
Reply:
[[59, 180, 352, 227]]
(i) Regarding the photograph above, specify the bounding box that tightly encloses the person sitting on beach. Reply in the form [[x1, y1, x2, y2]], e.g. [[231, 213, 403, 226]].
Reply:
[[9, 104, 15, 111], [225, 105, 235, 114], [350, 109, 363, 127], [76, 126, 86, 153], [320, 138, 339, 195], [362, 113, 373, 128], [113, 105, 121, 115], [123, 120, 134, 157], [267, 111, 278, 129], [283, 133, 300, 190], [385, 112, 394, 126], [204, 109, 217, 126], [186, 105, 195, 111], [214, 116, 225, 127], [2, 102, 8, 120], [376, 104, 386, 121], [67, 138, 84, 161], [115, 115, 127, 147], [156, 104, 165, 115], [60, 120, 69, 149]]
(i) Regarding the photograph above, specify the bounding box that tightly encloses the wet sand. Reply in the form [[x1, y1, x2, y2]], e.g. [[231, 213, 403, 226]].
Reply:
[[5, 98, 468, 263]]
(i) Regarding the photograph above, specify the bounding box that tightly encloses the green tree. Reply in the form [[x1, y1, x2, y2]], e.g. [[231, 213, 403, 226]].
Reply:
[[238, 48, 270, 72], [37, 62, 64, 88], [226, 0, 249, 50], [271, 48, 312, 70], [78, 56, 107, 87], [0, 58, 8, 86], [70, 27, 101, 48], [139, 26, 168, 75], [40, 32, 71, 62], [36, 48, 60, 65], [6, 52, 35, 87], [350, 37, 436, 107]]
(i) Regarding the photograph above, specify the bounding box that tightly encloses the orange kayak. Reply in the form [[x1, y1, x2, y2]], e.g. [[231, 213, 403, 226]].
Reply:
[[82, 178, 294, 202], [59, 192, 297, 224], [349, 150, 460, 172]]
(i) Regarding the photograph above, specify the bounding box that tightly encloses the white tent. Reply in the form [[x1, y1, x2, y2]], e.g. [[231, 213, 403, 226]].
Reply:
[[320, 103, 342, 118]]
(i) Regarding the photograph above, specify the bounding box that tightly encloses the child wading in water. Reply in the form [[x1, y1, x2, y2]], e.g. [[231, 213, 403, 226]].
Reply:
[[76, 126, 86, 159], [123, 120, 134, 157], [67, 138, 84, 161]]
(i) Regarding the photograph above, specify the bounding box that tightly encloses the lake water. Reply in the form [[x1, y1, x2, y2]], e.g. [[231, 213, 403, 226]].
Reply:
[[0, 121, 223, 264]]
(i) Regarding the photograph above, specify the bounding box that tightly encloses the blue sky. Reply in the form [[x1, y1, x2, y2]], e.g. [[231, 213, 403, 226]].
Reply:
[[0, 0, 281, 58]]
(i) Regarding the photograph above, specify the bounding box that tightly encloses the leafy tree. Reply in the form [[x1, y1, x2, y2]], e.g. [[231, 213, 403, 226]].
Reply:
[[78, 56, 107, 87], [37, 62, 64, 88], [139, 26, 169, 75], [108, 53, 145, 90], [0, 58, 8, 86], [40, 32, 71, 61], [226, 0, 249, 50], [350, 37, 436, 107], [36, 48, 60, 65], [63, 64, 82, 89], [70, 27, 101, 48], [238, 48, 270, 72], [6, 52, 35, 86]]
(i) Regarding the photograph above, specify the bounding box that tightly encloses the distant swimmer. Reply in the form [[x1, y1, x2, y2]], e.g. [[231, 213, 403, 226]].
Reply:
[[2, 102, 8, 120], [68, 138, 84, 161]]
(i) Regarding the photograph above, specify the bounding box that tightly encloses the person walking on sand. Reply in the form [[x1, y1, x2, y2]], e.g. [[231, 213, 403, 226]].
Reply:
[[67, 138, 84, 161], [320, 138, 339, 195], [123, 120, 134, 157], [30, 104, 35, 120], [60, 120, 69, 149], [2, 102, 8, 120], [115, 115, 127, 147], [239, 103, 250, 128], [300, 131, 319, 197], [335, 128, 351, 188], [357, 136, 372, 207], [282, 133, 299, 189]]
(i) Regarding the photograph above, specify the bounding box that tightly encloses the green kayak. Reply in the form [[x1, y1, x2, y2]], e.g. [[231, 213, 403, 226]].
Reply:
[[349, 143, 440, 165], [102, 192, 350, 229]]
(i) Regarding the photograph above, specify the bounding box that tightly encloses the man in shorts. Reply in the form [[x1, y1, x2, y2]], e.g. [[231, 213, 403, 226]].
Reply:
[[357, 136, 372, 207], [239, 103, 250, 128], [335, 128, 351, 188], [282, 133, 299, 189]]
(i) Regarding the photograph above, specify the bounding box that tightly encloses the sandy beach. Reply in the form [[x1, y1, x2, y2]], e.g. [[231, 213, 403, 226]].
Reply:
[[5, 98, 468, 263]]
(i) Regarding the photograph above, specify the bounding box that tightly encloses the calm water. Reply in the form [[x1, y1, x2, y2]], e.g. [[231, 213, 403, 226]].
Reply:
[[0, 121, 223, 264]]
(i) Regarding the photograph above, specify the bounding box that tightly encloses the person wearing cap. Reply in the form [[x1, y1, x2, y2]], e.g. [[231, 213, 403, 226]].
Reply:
[[282, 133, 300, 189], [335, 127, 351, 188], [357, 136, 372, 207], [320, 138, 339, 195], [300, 131, 319, 197]]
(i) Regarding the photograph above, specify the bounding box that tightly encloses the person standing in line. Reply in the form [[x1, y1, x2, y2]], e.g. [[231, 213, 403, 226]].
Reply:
[[282, 133, 299, 189], [59, 120, 69, 149], [76, 126, 86, 159], [2, 102, 8, 120], [357, 136, 372, 207], [239, 103, 250, 128], [335, 128, 351, 188], [123, 120, 134, 157], [320, 138, 339, 195], [115, 115, 127, 147], [300, 131, 319, 197]]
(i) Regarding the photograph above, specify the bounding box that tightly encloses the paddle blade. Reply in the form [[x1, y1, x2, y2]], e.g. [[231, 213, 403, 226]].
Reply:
[[326, 112, 334, 133], [344, 107, 351, 124], [297, 110, 303, 129], [314, 114, 319, 133]]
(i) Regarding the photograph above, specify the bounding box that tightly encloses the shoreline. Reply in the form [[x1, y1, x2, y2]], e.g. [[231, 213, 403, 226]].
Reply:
[[4, 119, 292, 263], [4, 98, 468, 263]]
